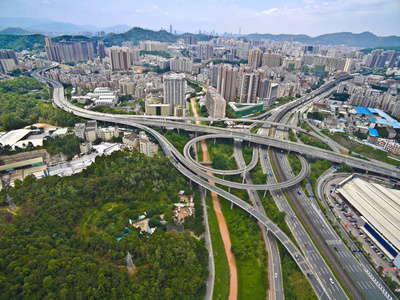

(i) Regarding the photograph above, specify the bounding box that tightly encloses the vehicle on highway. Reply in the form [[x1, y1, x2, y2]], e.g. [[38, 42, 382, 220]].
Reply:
[[264, 154, 267, 159], [256, 202, 260, 206], [390, 179, 398, 183], [275, 273, 278, 279], [270, 172, 273, 176], [321, 224, 325, 228], [280, 155, 283, 158], [329, 278, 335, 285], [295, 255, 300, 261], [305, 243, 308, 248], [334, 246, 338, 251], [297, 190, 301, 195]]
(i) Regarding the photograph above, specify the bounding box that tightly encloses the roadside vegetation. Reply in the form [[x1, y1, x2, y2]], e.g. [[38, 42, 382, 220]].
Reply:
[[0, 77, 83, 131], [205, 138, 237, 170], [219, 197, 269, 299], [0, 151, 209, 299], [205, 194, 230, 300]]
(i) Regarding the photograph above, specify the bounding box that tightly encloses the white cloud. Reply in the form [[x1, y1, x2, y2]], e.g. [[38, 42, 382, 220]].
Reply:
[[135, 9, 142, 13], [261, 8, 277, 15], [153, 5, 158, 9]]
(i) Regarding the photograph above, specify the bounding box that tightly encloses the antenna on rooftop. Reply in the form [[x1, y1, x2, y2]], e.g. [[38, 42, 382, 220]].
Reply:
[[6, 195, 16, 212]]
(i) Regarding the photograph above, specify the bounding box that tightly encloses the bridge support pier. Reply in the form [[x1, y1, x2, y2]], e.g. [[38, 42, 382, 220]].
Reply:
[[264, 190, 267, 198], [177, 128, 180, 134], [231, 202, 233, 210], [223, 174, 225, 180], [228, 186, 231, 193]]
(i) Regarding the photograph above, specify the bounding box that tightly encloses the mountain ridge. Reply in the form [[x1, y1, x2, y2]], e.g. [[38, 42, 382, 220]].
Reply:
[[1, 26, 400, 52], [244, 31, 400, 47]]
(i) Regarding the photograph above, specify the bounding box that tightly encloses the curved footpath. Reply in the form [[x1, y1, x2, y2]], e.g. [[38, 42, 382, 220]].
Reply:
[[191, 99, 238, 300]]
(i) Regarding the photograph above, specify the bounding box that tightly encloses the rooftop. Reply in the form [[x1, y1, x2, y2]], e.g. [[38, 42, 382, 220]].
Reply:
[[0, 157, 43, 172], [337, 178, 400, 253], [0, 129, 31, 147], [369, 128, 379, 136]]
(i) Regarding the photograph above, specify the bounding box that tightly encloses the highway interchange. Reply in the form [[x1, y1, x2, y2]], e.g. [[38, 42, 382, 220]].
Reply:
[[32, 63, 399, 300]]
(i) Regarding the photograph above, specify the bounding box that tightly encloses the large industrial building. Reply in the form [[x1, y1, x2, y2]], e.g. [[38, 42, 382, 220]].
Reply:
[[336, 177, 400, 268]]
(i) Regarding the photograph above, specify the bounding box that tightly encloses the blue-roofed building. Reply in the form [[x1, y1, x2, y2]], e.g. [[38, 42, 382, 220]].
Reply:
[[369, 128, 379, 136], [369, 118, 376, 123], [374, 109, 396, 122], [355, 106, 374, 116], [376, 118, 388, 125], [389, 122, 400, 129]]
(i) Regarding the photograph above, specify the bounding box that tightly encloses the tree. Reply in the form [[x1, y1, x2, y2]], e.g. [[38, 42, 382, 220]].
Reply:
[[212, 155, 227, 170]]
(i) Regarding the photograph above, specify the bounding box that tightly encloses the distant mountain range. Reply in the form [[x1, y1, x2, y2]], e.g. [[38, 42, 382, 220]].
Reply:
[[0, 27, 32, 35], [245, 31, 400, 48], [1, 22, 400, 52], [0, 17, 131, 35]]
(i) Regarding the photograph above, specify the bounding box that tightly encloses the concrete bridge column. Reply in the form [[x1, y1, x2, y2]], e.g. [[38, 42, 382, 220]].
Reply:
[[231, 202, 233, 210], [264, 190, 267, 198], [228, 186, 231, 193]]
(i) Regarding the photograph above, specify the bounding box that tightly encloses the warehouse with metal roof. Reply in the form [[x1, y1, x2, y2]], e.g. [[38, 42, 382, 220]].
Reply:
[[0, 129, 31, 148], [337, 177, 400, 267]]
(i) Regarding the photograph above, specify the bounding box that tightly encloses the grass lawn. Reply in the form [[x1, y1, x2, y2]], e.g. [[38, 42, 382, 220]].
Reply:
[[219, 197, 269, 299], [206, 195, 230, 300]]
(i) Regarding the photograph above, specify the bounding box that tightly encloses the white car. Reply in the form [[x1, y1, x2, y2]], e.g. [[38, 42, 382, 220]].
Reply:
[[329, 278, 334, 285], [275, 273, 278, 279]]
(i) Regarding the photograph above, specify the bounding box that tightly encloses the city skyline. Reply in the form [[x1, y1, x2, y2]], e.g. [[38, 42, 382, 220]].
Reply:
[[0, 0, 399, 37]]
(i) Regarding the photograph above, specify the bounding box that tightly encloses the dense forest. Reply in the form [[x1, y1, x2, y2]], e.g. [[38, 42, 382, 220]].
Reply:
[[0, 77, 84, 131], [0, 151, 208, 299]]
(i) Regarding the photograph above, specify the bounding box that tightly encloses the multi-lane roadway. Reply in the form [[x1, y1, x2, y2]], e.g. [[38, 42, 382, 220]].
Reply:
[[32, 64, 398, 300]]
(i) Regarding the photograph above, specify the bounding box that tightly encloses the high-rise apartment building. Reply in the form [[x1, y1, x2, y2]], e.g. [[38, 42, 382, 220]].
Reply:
[[139, 41, 168, 51], [170, 57, 193, 73], [184, 36, 198, 45], [198, 45, 214, 60], [205, 87, 226, 119], [209, 64, 219, 88], [217, 64, 238, 102], [261, 53, 281, 67], [239, 72, 259, 103], [163, 74, 186, 115], [109, 46, 133, 71], [122, 41, 134, 49], [131, 48, 140, 62], [0, 49, 18, 73], [45, 37, 62, 62], [98, 41, 105, 60], [248, 48, 263, 69]]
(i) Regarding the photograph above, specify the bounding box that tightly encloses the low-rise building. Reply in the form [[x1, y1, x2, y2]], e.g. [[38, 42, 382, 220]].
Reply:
[[79, 141, 92, 154], [145, 101, 170, 116], [139, 131, 158, 157], [74, 123, 86, 139], [97, 127, 119, 141], [122, 133, 140, 148]]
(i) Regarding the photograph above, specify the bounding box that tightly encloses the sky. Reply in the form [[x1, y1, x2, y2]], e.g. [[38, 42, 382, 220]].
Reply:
[[1, 0, 400, 36]]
